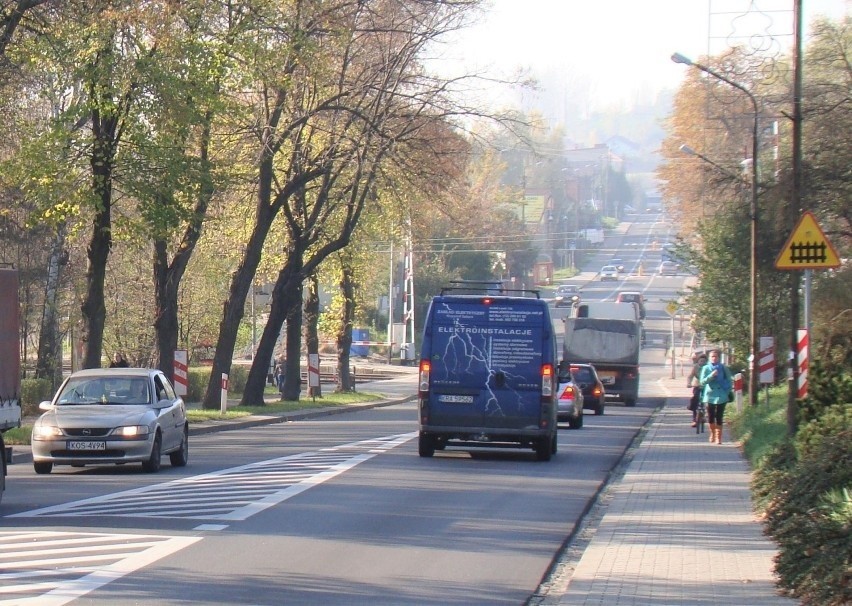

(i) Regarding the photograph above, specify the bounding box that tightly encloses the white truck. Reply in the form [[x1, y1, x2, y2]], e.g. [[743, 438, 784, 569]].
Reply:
[[0, 268, 22, 504], [579, 228, 604, 247]]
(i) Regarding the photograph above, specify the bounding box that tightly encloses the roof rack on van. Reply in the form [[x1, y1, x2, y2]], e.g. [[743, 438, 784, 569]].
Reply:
[[440, 280, 541, 298]]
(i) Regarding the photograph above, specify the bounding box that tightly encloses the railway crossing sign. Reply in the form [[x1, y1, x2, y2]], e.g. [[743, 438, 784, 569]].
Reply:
[[775, 211, 841, 270]]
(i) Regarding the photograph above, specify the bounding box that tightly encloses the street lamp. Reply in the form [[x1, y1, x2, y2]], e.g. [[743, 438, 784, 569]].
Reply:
[[672, 52, 760, 406]]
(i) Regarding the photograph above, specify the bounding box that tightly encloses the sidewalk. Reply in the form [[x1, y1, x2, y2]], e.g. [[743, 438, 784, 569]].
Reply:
[[555, 392, 794, 606]]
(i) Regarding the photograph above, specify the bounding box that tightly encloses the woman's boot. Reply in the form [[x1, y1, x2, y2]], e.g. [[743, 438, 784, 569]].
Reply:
[[716, 424, 723, 444], [708, 423, 716, 443]]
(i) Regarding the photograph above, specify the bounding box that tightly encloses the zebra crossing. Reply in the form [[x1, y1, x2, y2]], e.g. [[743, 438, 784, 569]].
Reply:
[[1, 432, 415, 604], [0, 531, 200, 605], [10, 432, 416, 522]]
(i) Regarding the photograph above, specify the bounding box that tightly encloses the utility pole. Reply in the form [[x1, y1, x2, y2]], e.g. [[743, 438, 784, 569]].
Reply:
[[787, 0, 804, 435]]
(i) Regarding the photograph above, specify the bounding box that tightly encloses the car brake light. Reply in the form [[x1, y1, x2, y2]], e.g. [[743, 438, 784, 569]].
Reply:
[[560, 384, 575, 400], [541, 363, 554, 398], [593, 386, 603, 397], [418, 360, 431, 397]]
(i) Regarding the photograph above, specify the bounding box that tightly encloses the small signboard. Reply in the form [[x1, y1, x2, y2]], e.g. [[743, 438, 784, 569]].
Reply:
[[775, 211, 841, 270]]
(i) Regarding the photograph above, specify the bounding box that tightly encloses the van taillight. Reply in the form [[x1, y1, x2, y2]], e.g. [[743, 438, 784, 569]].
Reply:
[[541, 363, 554, 399], [418, 360, 431, 397]]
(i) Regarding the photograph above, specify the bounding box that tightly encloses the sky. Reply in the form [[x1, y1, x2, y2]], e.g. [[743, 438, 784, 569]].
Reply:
[[435, 0, 850, 111]]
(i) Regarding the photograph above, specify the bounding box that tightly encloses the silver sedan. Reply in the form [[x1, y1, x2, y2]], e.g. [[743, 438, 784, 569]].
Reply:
[[31, 368, 188, 474]]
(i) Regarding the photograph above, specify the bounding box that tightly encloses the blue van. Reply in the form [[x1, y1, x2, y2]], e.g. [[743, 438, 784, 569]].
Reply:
[[417, 288, 558, 461]]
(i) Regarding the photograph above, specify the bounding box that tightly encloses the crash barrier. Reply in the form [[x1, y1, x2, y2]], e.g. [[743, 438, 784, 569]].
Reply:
[[298, 365, 398, 384]]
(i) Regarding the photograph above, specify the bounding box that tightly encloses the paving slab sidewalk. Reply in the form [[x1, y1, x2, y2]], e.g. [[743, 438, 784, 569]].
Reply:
[[555, 394, 794, 606]]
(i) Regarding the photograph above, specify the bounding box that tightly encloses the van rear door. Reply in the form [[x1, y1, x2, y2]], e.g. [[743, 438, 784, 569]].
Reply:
[[425, 297, 550, 430]]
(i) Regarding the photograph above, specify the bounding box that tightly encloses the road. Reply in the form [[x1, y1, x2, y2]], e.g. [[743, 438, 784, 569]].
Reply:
[[0, 213, 695, 605]]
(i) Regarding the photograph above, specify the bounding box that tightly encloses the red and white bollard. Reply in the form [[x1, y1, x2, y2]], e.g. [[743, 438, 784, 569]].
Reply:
[[734, 373, 744, 413], [220, 373, 229, 414]]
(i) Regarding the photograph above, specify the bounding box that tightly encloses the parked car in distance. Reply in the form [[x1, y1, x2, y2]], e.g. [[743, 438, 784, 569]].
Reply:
[[659, 261, 679, 276], [554, 284, 581, 307], [599, 265, 618, 281], [556, 364, 584, 428], [568, 364, 605, 415], [31, 368, 189, 474], [609, 258, 625, 272], [616, 291, 646, 320]]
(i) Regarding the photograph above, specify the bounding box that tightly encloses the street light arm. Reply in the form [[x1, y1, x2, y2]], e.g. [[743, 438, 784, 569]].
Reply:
[[671, 53, 757, 115], [672, 50, 761, 408], [679, 144, 743, 182]]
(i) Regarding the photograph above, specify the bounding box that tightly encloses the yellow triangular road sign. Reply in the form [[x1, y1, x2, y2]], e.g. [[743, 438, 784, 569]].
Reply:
[[775, 211, 841, 270]]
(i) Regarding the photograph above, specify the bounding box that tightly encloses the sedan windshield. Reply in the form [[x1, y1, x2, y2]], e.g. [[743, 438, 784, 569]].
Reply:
[[57, 377, 151, 405]]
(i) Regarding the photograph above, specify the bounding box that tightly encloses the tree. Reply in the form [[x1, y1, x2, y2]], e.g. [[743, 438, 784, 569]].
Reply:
[[203, 0, 485, 407]]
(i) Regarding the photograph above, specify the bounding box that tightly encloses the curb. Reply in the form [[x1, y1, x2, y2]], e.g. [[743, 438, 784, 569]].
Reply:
[[7, 395, 416, 466]]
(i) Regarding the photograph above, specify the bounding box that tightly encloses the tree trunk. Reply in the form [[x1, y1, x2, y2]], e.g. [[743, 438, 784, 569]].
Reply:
[[81, 127, 115, 369], [35, 223, 66, 388], [303, 274, 322, 398], [153, 119, 214, 384], [336, 262, 355, 392], [241, 258, 303, 405], [153, 239, 179, 380]]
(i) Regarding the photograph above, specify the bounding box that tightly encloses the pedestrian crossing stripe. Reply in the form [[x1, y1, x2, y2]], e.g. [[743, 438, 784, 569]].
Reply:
[[775, 211, 841, 269]]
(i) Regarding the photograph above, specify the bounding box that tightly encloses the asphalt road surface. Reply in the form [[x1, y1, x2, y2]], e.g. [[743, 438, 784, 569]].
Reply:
[[0, 212, 695, 605]]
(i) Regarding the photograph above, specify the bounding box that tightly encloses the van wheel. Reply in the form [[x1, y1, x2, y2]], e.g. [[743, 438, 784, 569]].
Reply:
[[625, 398, 636, 407], [551, 432, 558, 454], [535, 437, 552, 461], [595, 404, 605, 415], [418, 433, 435, 458]]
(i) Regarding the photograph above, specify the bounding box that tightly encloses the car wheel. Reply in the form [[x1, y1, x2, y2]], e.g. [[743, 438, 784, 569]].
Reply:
[[625, 398, 636, 407], [169, 426, 189, 467], [34, 461, 53, 475], [535, 437, 552, 461], [418, 433, 435, 458], [142, 433, 162, 473], [595, 403, 605, 416], [568, 413, 584, 429]]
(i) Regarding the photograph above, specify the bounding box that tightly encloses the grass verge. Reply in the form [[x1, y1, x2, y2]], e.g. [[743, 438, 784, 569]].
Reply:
[[727, 385, 790, 467]]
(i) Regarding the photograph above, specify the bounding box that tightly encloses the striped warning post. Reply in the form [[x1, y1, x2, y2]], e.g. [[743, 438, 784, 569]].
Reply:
[[173, 349, 188, 397], [797, 329, 808, 399], [758, 337, 774, 384]]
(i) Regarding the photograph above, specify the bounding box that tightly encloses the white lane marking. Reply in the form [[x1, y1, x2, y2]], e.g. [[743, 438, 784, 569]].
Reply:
[[0, 531, 200, 605], [10, 432, 416, 522]]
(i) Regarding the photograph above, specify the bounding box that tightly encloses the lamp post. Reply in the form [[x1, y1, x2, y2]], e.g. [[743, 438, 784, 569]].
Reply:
[[672, 52, 759, 406]]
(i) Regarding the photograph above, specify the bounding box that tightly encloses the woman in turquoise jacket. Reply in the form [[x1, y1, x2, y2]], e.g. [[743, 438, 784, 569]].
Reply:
[[700, 350, 732, 444]]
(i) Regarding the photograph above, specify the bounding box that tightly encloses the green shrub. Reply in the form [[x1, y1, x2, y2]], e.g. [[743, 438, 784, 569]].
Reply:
[[751, 440, 797, 517], [797, 360, 852, 426], [185, 364, 249, 403], [20, 378, 54, 416], [769, 428, 852, 605], [600, 216, 619, 230]]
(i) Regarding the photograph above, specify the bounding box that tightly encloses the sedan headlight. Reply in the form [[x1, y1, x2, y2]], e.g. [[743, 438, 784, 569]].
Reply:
[[113, 425, 151, 438], [32, 425, 64, 440]]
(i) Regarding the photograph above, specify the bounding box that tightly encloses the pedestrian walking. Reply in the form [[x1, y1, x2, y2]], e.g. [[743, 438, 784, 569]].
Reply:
[[699, 349, 733, 444], [686, 352, 706, 427], [274, 358, 286, 396], [109, 352, 129, 368]]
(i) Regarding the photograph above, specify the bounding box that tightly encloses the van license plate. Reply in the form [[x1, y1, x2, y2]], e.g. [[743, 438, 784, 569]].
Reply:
[[67, 441, 106, 451], [439, 395, 474, 403]]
